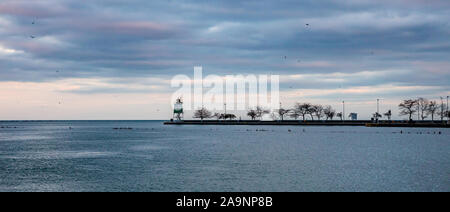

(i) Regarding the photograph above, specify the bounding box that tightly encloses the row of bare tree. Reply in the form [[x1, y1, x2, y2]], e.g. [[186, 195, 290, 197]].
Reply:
[[272, 103, 342, 121], [193, 104, 343, 121], [193, 108, 238, 120], [193, 98, 449, 121], [398, 98, 448, 121]]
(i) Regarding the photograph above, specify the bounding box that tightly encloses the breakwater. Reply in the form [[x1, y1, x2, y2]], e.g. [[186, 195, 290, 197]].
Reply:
[[164, 120, 450, 128]]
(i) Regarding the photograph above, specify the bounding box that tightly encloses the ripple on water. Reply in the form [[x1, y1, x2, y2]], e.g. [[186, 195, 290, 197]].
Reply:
[[0, 135, 53, 141], [129, 144, 170, 152], [0, 151, 115, 160]]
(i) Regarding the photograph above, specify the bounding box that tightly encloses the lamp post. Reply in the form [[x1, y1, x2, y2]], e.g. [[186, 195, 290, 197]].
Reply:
[[441, 97, 444, 122], [224, 103, 227, 116], [447, 96, 449, 122], [377, 99, 379, 115], [342, 101, 345, 122], [376, 99, 380, 123]]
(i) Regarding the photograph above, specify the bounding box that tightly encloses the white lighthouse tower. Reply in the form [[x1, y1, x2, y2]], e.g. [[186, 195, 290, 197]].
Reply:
[[173, 98, 184, 121]]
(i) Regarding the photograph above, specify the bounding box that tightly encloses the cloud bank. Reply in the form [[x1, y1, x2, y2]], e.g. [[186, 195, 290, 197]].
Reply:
[[0, 0, 449, 119]]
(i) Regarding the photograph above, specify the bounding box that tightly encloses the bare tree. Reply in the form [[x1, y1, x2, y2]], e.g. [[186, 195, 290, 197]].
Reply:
[[336, 112, 343, 121], [215, 113, 237, 120], [399, 99, 418, 120], [372, 112, 382, 121], [323, 105, 336, 120], [223, 114, 236, 120], [417, 97, 429, 120], [277, 108, 290, 121], [247, 109, 257, 120], [312, 105, 324, 120], [306, 104, 316, 120], [193, 107, 212, 120], [293, 103, 312, 121], [255, 106, 270, 120], [289, 109, 301, 120], [213, 112, 221, 120], [427, 101, 439, 121], [383, 110, 392, 121]]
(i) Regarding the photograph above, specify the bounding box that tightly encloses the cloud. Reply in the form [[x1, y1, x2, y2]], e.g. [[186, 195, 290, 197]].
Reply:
[[0, 0, 449, 119]]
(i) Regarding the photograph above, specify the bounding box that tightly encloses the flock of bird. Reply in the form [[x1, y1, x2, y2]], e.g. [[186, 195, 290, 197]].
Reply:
[[30, 18, 64, 105], [281, 23, 311, 63], [30, 18, 36, 38], [24, 19, 373, 111]]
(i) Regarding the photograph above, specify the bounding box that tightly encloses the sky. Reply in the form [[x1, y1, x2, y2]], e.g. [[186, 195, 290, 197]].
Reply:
[[0, 0, 449, 120]]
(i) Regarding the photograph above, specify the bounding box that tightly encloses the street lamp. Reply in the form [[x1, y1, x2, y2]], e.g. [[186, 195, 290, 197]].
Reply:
[[441, 97, 444, 122], [447, 96, 449, 122], [376, 98, 384, 122], [342, 101, 345, 121], [377, 99, 379, 115], [224, 103, 227, 117], [377, 99, 380, 123]]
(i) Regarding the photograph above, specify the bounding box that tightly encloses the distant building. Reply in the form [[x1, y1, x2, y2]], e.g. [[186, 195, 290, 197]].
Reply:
[[349, 113, 357, 120]]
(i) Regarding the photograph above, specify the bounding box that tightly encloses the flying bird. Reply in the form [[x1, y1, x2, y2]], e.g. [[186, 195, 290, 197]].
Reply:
[[30, 35, 35, 39]]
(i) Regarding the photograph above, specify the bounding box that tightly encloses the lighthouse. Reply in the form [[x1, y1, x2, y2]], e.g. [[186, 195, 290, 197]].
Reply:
[[173, 98, 184, 121]]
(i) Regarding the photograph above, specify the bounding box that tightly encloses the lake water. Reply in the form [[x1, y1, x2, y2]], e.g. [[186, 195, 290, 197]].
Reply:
[[0, 121, 448, 192]]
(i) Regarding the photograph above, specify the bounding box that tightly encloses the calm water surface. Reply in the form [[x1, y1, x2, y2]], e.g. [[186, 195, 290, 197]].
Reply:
[[0, 121, 448, 191]]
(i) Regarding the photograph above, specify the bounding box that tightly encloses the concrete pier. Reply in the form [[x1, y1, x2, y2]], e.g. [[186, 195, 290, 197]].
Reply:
[[164, 120, 450, 128]]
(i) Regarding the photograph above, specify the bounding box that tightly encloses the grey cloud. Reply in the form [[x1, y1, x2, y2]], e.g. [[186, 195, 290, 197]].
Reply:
[[0, 0, 448, 100]]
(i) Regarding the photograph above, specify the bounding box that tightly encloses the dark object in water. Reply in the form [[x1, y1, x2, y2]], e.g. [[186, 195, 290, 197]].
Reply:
[[1, 126, 17, 129], [113, 127, 133, 130]]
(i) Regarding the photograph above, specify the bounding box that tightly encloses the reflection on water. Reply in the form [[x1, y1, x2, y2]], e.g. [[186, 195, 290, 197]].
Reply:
[[0, 121, 449, 192]]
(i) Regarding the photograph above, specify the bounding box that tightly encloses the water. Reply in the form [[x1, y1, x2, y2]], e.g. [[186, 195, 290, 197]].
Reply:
[[0, 121, 448, 192]]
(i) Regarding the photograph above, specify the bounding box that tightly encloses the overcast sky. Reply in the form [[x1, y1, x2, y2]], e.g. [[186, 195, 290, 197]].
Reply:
[[0, 0, 449, 120]]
